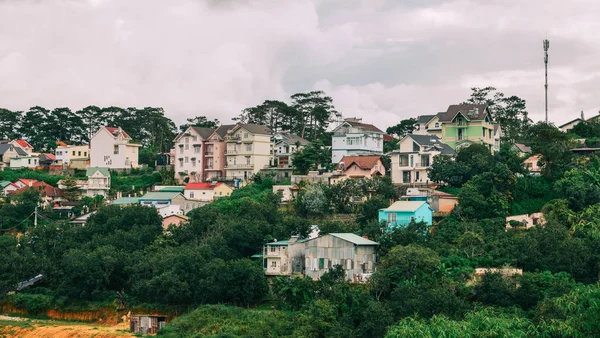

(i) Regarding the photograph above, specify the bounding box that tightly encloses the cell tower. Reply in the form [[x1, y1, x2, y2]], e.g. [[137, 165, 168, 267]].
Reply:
[[543, 39, 550, 123]]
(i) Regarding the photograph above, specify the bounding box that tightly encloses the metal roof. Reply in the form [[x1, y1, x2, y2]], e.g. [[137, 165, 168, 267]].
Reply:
[[112, 197, 141, 205], [139, 191, 182, 201], [329, 233, 378, 245], [381, 201, 429, 212], [86, 167, 110, 177]]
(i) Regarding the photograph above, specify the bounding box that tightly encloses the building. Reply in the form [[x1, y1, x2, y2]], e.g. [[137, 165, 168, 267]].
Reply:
[[138, 191, 206, 215], [130, 314, 167, 334], [558, 114, 584, 133], [273, 185, 294, 202], [183, 182, 233, 202], [11, 181, 64, 205], [414, 114, 442, 137], [378, 201, 433, 227], [389, 134, 455, 185], [173, 126, 215, 183], [224, 124, 272, 180], [331, 118, 384, 163], [9, 156, 39, 169], [524, 155, 542, 175], [0, 143, 26, 170], [402, 188, 458, 216], [13, 179, 38, 189], [263, 233, 378, 282], [203, 124, 236, 181], [38, 153, 59, 168], [493, 124, 502, 152], [112, 197, 141, 206], [303, 233, 378, 282], [291, 171, 344, 185], [272, 132, 309, 168], [86, 167, 111, 197], [11, 140, 34, 155], [437, 104, 495, 152], [162, 214, 188, 229], [90, 127, 141, 169], [506, 212, 545, 230], [1, 181, 18, 195], [337, 155, 385, 179], [511, 143, 532, 157], [55, 145, 90, 168]]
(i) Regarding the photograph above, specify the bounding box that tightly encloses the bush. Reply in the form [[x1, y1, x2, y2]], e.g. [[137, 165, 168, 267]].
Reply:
[[10, 294, 53, 314]]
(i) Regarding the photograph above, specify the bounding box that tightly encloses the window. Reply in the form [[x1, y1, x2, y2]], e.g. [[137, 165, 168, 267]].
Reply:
[[245, 144, 252, 151], [413, 142, 420, 152], [185, 157, 189, 163], [457, 118, 463, 126], [421, 155, 430, 167], [192, 159, 196, 167], [84, 152, 87, 156], [28, 159, 31, 164], [388, 213, 397, 223], [246, 157, 251, 165], [482, 128, 486, 137], [319, 258, 325, 270], [347, 137, 361, 145], [202, 192, 206, 195], [185, 144, 189, 150], [271, 261, 277, 267], [194, 147, 200, 154], [78, 151, 81, 156], [489, 130, 493, 139], [190, 192, 195, 198], [113, 145, 119, 154], [185, 137, 189, 143], [416, 171, 420, 180], [458, 129, 464, 141], [270, 246, 276, 252], [244, 132, 249, 138], [399, 155, 409, 166], [354, 165, 357, 171], [72, 151, 76, 156], [403, 171, 411, 183], [410, 155, 414, 167], [434, 122, 440, 128], [192, 136, 197, 141]]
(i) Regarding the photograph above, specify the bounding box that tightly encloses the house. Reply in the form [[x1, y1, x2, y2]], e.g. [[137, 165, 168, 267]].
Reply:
[[558, 112, 584, 133], [38, 153, 58, 167], [337, 155, 385, 179], [271, 132, 309, 168], [130, 314, 167, 334], [183, 182, 233, 202], [173, 126, 215, 183], [437, 104, 496, 152], [263, 233, 378, 283], [303, 233, 378, 282], [203, 124, 236, 181], [494, 123, 502, 152], [511, 143, 532, 157], [86, 167, 111, 197], [224, 124, 272, 181], [378, 201, 433, 227], [11, 140, 34, 155], [11, 181, 64, 205], [272, 185, 294, 202], [13, 179, 38, 189], [162, 214, 188, 229], [291, 171, 344, 185], [506, 212, 545, 230], [331, 118, 384, 163], [524, 155, 542, 175], [55, 144, 90, 168], [156, 204, 183, 218], [389, 134, 455, 185], [138, 191, 206, 214], [89, 127, 141, 169], [413, 114, 442, 137], [112, 197, 141, 206], [402, 188, 458, 215], [9, 156, 39, 169], [0, 143, 25, 170]]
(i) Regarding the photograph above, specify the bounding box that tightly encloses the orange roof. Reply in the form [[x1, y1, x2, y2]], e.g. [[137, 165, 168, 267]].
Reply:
[[14, 140, 32, 149], [56, 141, 68, 147], [42, 153, 56, 160], [339, 155, 382, 170], [184, 182, 224, 190], [17, 179, 38, 186], [11, 181, 63, 198], [105, 127, 131, 139], [383, 134, 396, 142]]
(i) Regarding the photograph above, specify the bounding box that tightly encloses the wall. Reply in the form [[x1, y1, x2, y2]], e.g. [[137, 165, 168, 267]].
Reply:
[[90, 129, 131, 169]]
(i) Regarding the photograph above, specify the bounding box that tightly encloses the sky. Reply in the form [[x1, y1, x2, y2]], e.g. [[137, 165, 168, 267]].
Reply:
[[1, 0, 599, 130]]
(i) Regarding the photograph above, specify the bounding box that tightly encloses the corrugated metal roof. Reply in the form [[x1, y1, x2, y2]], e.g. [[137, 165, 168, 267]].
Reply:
[[330, 233, 379, 245], [139, 192, 182, 201], [112, 197, 141, 205], [382, 201, 428, 212], [86, 167, 110, 177]]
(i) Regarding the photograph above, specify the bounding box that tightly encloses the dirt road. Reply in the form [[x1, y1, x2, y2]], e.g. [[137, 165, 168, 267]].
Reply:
[[0, 318, 135, 338]]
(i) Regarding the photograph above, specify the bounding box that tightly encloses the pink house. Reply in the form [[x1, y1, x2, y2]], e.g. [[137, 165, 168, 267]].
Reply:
[[203, 125, 236, 181], [524, 155, 542, 175], [162, 214, 188, 230], [337, 155, 385, 179]]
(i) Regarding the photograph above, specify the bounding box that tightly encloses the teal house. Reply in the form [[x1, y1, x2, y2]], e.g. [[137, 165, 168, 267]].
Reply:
[[378, 201, 433, 227]]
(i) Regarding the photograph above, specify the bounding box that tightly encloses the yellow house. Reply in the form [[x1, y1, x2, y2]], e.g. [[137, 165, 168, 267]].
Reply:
[[184, 182, 233, 202]]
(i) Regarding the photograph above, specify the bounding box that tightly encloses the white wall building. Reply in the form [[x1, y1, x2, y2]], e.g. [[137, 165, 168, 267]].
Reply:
[[55, 145, 90, 167], [173, 126, 215, 183], [86, 167, 111, 197], [389, 134, 455, 185], [331, 118, 384, 164], [89, 127, 141, 169], [224, 124, 272, 180], [9, 156, 38, 169]]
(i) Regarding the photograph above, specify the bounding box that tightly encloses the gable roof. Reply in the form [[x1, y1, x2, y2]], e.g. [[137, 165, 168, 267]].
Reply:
[[438, 104, 489, 122], [0, 181, 11, 188], [417, 115, 436, 124], [0, 144, 16, 155], [17, 179, 38, 186], [382, 201, 429, 212], [14, 140, 33, 149], [513, 143, 532, 153], [104, 127, 131, 139], [343, 120, 384, 133], [212, 124, 237, 138], [383, 134, 396, 142], [184, 182, 226, 190], [41, 153, 56, 161], [558, 118, 583, 128], [86, 167, 110, 177], [190, 126, 216, 139], [339, 155, 382, 170], [235, 124, 272, 135], [14, 147, 28, 156], [329, 233, 378, 245], [391, 134, 455, 156], [139, 191, 183, 201], [274, 133, 309, 146], [112, 197, 141, 205], [12, 181, 63, 198]]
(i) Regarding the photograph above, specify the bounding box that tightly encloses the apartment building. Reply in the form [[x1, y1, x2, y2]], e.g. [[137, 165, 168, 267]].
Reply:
[[203, 125, 236, 181], [173, 126, 215, 183], [224, 124, 272, 180], [89, 127, 141, 169], [271, 132, 308, 168], [331, 118, 384, 164], [55, 144, 90, 168]]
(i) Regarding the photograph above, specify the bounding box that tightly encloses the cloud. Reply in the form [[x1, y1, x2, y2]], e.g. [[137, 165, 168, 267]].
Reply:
[[0, 0, 599, 129]]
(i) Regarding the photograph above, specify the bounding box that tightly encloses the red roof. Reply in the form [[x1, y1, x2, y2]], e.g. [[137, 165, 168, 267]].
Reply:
[[56, 141, 68, 147], [17, 179, 38, 186], [14, 140, 33, 149], [339, 155, 382, 170], [383, 134, 396, 142], [42, 153, 56, 161], [105, 127, 131, 139], [184, 182, 224, 190], [11, 181, 63, 198]]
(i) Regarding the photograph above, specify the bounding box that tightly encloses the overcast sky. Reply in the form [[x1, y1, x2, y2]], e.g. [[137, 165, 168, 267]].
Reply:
[[1, 0, 598, 129]]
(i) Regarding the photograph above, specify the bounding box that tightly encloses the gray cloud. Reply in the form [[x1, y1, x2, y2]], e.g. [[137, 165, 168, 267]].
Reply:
[[0, 0, 598, 129]]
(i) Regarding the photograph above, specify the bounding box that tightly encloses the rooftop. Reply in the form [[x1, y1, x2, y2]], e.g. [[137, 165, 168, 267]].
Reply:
[[86, 167, 110, 177], [184, 182, 225, 190], [381, 201, 429, 212], [139, 191, 183, 201], [338, 155, 382, 170], [112, 197, 141, 205], [330, 233, 378, 245]]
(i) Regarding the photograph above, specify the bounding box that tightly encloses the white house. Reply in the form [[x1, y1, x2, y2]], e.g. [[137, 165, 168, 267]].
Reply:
[[55, 145, 90, 168], [86, 167, 111, 197], [173, 126, 215, 183], [9, 156, 38, 169], [331, 118, 384, 164], [183, 182, 233, 202], [414, 115, 442, 138], [0, 143, 25, 171], [494, 123, 502, 152], [271, 132, 309, 168], [389, 134, 455, 185], [89, 127, 141, 169], [224, 124, 272, 180]]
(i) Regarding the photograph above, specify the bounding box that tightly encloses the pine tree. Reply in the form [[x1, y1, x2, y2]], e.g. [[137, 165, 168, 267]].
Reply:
[[61, 176, 81, 201]]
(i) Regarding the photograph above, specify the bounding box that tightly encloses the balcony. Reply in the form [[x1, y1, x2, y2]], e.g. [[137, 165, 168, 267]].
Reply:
[[205, 151, 214, 156], [226, 149, 239, 154], [225, 163, 254, 169], [225, 136, 241, 142]]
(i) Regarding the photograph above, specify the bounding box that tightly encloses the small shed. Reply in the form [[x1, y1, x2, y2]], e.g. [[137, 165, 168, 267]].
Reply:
[[378, 201, 433, 228], [130, 314, 167, 334]]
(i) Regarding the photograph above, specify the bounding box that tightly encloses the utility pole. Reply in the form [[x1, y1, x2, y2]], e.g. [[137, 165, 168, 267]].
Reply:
[[543, 39, 550, 123], [34, 206, 38, 227]]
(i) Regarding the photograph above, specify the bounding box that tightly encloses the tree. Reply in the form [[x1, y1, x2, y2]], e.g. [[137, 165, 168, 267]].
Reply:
[[526, 122, 572, 178], [179, 115, 220, 131], [296, 185, 329, 216], [235, 100, 293, 133], [429, 144, 494, 187], [0, 108, 22, 139], [291, 141, 332, 174], [554, 168, 600, 211], [61, 176, 81, 201], [291, 91, 338, 141], [471, 272, 516, 307], [386, 118, 417, 138]]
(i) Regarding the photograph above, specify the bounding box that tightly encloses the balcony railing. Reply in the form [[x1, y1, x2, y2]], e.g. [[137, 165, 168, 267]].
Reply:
[[225, 163, 254, 169], [225, 136, 241, 142], [205, 151, 214, 156]]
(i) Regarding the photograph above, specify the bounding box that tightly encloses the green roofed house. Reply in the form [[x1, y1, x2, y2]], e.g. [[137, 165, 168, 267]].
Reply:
[[86, 167, 111, 197], [138, 191, 207, 215], [437, 104, 496, 153], [112, 197, 141, 206]]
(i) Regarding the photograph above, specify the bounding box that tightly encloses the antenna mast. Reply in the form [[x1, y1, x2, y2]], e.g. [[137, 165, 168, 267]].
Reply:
[[543, 39, 550, 123]]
